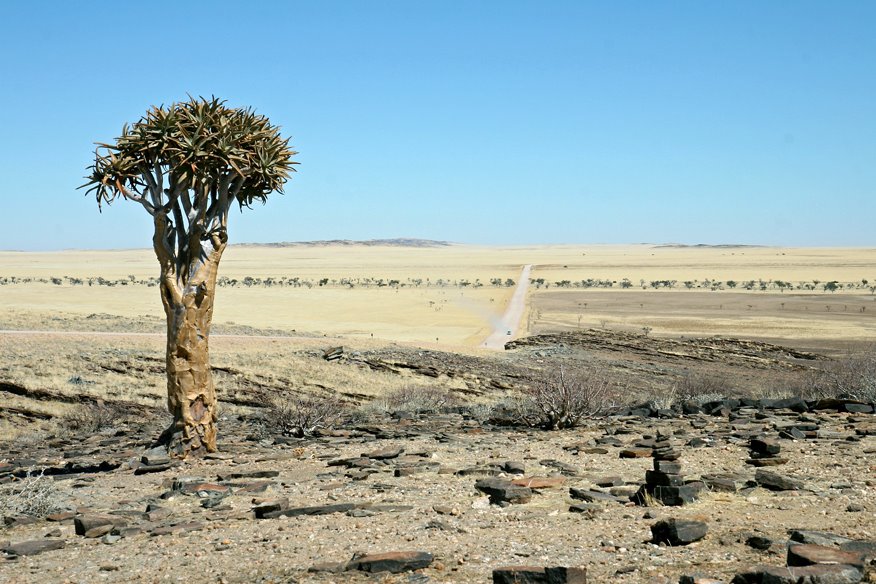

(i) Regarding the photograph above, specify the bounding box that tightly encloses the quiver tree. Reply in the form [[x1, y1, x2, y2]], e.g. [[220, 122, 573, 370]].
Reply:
[[82, 97, 297, 458]]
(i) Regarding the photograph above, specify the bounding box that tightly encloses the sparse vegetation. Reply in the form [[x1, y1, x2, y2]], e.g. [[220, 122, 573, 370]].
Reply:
[[514, 368, 613, 430], [264, 394, 347, 437], [62, 402, 126, 434], [0, 470, 65, 519], [800, 349, 876, 402], [366, 385, 460, 416]]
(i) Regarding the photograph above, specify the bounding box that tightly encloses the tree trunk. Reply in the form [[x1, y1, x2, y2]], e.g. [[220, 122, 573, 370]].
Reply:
[[155, 254, 223, 458]]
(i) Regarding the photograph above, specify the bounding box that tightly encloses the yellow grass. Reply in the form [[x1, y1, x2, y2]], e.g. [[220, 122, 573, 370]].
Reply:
[[0, 244, 874, 345]]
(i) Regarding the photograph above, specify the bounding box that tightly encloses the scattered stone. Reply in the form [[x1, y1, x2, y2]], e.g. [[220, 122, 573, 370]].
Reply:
[[511, 477, 566, 489], [650, 518, 708, 546], [475, 478, 533, 505], [492, 566, 588, 584], [363, 446, 403, 460], [150, 521, 204, 537], [74, 515, 117, 537], [731, 564, 863, 584], [620, 448, 652, 459], [260, 502, 362, 519], [503, 461, 526, 475], [1, 539, 65, 557], [755, 469, 803, 491], [746, 535, 773, 550], [569, 488, 622, 504], [346, 550, 433, 573], [787, 544, 866, 569]]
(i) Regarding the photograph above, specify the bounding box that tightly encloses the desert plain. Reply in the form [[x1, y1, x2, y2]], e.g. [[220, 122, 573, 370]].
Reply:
[[1, 242, 875, 583]]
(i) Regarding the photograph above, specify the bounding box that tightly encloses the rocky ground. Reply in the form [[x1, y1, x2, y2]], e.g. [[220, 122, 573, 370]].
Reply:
[[2, 395, 875, 583]]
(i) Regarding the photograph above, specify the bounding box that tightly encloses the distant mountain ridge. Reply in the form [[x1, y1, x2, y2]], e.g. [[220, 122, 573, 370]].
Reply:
[[235, 238, 452, 248]]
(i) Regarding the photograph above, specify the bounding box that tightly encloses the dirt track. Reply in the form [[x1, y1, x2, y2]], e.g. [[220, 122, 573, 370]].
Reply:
[[483, 264, 532, 350]]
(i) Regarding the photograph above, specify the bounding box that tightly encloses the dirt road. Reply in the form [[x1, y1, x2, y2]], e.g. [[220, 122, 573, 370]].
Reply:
[[483, 264, 532, 350]]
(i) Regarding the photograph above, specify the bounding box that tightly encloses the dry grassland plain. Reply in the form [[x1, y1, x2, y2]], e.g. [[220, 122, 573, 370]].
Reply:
[[1, 243, 874, 349]]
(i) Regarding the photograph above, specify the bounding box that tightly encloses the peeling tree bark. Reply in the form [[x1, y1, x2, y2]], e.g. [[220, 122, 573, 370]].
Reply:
[[155, 234, 226, 457]]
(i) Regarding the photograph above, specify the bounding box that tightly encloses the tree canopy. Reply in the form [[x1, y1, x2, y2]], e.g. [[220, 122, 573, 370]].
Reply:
[[82, 96, 297, 279]]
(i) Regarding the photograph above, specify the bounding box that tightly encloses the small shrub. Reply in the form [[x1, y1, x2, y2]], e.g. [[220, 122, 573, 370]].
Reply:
[[0, 470, 65, 518], [266, 394, 346, 437], [801, 350, 876, 402], [62, 401, 125, 434], [515, 367, 613, 430], [673, 372, 729, 404], [374, 385, 459, 416]]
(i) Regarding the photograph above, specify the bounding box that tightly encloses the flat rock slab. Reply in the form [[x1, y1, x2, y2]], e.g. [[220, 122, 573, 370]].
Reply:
[[492, 566, 588, 583], [475, 478, 533, 505], [788, 544, 866, 569], [346, 551, 433, 573], [150, 522, 204, 537], [569, 488, 623, 504], [731, 564, 863, 584], [363, 447, 404, 460], [619, 448, 652, 458], [74, 514, 123, 537], [755, 469, 803, 491], [511, 477, 566, 489], [261, 502, 362, 519], [651, 518, 708, 546], [2, 539, 65, 557], [217, 470, 279, 480]]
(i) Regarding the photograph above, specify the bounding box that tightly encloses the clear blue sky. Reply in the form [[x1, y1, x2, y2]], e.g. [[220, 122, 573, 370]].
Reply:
[[1, 1, 874, 250]]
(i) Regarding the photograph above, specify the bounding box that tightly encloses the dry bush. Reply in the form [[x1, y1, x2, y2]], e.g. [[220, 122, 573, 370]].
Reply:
[[800, 349, 876, 402], [62, 401, 126, 434], [673, 371, 728, 404], [0, 470, 65, 519], [366, 385, 460, 416], [515, 367, 613, 430], [265, 394, 347, 437]]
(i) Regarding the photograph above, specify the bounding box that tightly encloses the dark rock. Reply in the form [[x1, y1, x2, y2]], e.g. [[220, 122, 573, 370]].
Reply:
[[261, 502, 362, 519], [363, 446, 404, 460], [653, 460, 683, 474], [74, 514, 118, 536], [755, 469, 803, 491], [842, 403, 873, 414], [134, 462, 174, 475], [503, 461, 526, 475], [633, 484, 700, 506], [645, 470, 685, 486], [789, 530, 854, 547], [217, 470, 279, 480], [569, 488, 622, 504], [455, 466, 503, 477], [746, 457, 789, 467], [568, 503, 601, 517], [475, 478, 533, 505], [346, 550, 433, 573], [539, 460, 579, 476], [769, 397, 809, 413], [651, 518, 708, 546], [700, 474, 742, 493], [746, 535, 773, 550], [731, 564, 862, 584], [492, 566, 588, 583], [750, 438, 781, 456], [2, 539, 65, 557]]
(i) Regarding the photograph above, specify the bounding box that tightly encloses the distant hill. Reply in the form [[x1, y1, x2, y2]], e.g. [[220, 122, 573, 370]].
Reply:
[[653, 243, 767, 249], [235, 238, 452, 248]]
